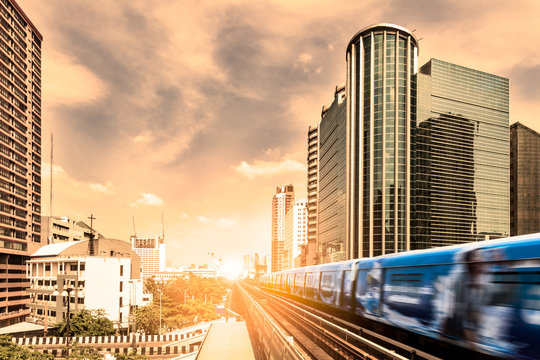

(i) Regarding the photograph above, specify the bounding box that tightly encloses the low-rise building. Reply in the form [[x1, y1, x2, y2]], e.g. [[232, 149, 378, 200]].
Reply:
[[25, 238, 151, 330], [41, 216, 104, 244]]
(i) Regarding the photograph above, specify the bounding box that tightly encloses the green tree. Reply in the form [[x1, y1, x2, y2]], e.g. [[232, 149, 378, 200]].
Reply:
[[114, 349, 148, 359], [0, 335, 53, 359], [52, 309, 116, 337]]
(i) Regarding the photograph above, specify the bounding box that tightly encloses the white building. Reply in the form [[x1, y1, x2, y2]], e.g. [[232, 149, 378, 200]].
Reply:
[[41, 216, 104, 244], [283, 200, 308, 270], [26, 238, 151, 330], [130, 236, 165, 278]]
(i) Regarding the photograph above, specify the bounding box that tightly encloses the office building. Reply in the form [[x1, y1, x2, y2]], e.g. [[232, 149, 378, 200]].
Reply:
[[283, 199, 307, 269], [0, 0, 43, 327], [416, 59, 510, 247], [345, 24, 418, 258], [305, 125, 319, 265], [26, 238, 151, 330], [318, 85, 347, 263], [41, 216, 104, 244], [510, 122, 540, 236], [271, 184, 294, 272], [130, 236, 165, 278]]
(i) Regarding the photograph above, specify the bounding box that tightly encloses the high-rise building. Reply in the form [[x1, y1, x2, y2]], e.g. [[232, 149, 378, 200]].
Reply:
[[283, 199, 307, 270], [318, 85, 347, 263], [0, 0, 43, 327], [345, 24, 418, 258], [130, 236, 165, 278], [271, 184, 294, 272], [416, 59, 510, 247], [305, 125, 319, 266], [510, 122, 540, 236]]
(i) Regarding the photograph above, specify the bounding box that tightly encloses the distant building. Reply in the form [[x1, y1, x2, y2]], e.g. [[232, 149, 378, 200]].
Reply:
[[243, 254, 255, 278], [0, 0, 44, 327], [317, 85, 347, 263], [510, 122, 540, 236], [283, 200, 308, 270], [153, 267, 216, 282], [271, 185, 294, 272], [26, 238, 151, 330], [305, 125, 319, 265], [41, 216, 104, 244], [416, 59, 510, 247], [130, 236, 165, 278]]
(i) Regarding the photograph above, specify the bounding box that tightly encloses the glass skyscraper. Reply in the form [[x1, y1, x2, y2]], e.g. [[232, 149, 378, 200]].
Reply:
[[345, 24, 418, 258], [416, 59, 510, 248]]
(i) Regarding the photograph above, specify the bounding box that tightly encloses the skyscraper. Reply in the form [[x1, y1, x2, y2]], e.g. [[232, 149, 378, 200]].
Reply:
[[305, 125, 318, 265], [283, 199, 307, 270], [416, 59, 510, 247], [318, 85, 347, 263], [130, 236, 165, 278], [271, 184, 294, 272], [0, 0, 42, 326], [510, 122, 540, 236], [345, 24, 418, 258]]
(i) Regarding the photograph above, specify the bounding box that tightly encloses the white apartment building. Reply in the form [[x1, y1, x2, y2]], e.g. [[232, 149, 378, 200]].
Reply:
[[130, 236, 165, 278], [283, 200, 308, 270], [41, 216, 103, 244], [26, 238, 151, 330]]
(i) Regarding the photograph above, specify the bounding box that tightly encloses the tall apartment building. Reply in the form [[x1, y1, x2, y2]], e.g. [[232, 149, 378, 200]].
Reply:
[[130, 236, 165, 278], [416, 59, 510, 248], [271, 184, 294, 272], [283, 199, 307, 270], [345, 24, 418, 258], [510, 122, 540, 236], [305, 125, 319, 266], [318, 85, 347, 263], [41, 216, 104, 244], [0, 0, 43, 327]]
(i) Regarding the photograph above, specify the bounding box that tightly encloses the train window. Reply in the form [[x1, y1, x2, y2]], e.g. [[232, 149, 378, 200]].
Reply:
[[295, 273, 304, 289], [320, 272, 336, 298], [305, 272, 313, 286]]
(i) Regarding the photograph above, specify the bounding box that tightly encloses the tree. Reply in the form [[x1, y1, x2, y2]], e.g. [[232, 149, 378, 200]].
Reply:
[[114, 350, 148, 359], [52, 309, 116, 337], [0, 335, 53, 359]]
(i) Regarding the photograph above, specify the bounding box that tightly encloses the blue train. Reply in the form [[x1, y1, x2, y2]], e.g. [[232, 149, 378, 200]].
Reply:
[[261, 234, 540, 359]]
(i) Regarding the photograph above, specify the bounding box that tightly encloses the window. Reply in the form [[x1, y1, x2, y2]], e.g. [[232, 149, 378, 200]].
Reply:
[[119, 297, 123, 306], [120, 265, 123, 277], [79, 263, 85, 271], [119, 282, 123, 292]]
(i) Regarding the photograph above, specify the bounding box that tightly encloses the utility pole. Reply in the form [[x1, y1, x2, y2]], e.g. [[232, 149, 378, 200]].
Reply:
[[47, 133, 53, 244], [88, 214, 96, 255]]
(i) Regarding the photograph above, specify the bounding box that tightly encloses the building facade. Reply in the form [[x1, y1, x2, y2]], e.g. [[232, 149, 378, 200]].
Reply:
[[26, 239, 151, 330], [271, 184, 294, 272], [283, 199, 307, 270], [510, 122, 540, 236], [130, 236, 165, 278], [41, 216, 103, 244], [345, 24, 418, 259], [0, 0, 43, 327], [416, 59, 510, 248], [317, 85, 347, 263], [305, 125, 319, 266]]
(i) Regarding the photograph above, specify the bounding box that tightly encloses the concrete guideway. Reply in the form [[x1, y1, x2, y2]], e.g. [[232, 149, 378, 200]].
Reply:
[[195, 321, 255, 360]]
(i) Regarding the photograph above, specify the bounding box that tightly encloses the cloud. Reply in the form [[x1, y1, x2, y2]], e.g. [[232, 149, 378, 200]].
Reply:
[[89, 181, 115, 195], [43, 50, 107, 106], [233, 158, 306, 179], [130, 193, 164, 207], [197, 216, 237, 228]]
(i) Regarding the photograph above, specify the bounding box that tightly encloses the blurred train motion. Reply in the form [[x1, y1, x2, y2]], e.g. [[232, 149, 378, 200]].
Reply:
[[260, 234, 540, 359]]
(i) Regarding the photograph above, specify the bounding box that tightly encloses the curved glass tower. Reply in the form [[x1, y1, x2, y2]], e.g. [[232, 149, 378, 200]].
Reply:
[[345, 24, 418, 258]]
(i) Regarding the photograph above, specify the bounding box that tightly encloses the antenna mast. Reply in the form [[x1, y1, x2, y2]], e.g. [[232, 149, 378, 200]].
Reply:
[[47, 133, 53, 244], [161, 212, 165, 243], [132, 216, 137, 237]]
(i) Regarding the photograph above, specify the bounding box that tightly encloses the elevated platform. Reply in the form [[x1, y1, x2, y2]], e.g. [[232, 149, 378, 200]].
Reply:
[[196, 320, 255, 360]]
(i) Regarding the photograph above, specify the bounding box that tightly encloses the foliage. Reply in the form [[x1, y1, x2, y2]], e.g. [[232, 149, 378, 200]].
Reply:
[[114, 349, 148, 359], [51, 309, 116, 337], [0, 335, 53, 359], [136, 276, 229, 334], [64, 344, 102, 360]]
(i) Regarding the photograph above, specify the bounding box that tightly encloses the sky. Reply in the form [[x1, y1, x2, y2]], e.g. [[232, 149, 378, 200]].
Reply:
[[17, 0, 540, 268]]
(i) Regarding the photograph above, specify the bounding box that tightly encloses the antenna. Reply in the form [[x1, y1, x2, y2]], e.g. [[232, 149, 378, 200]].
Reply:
[[88, 214, 96, 256], [47, 133, 53, 244], [132, 216, 137, 237], [161, 212, 165, 243]]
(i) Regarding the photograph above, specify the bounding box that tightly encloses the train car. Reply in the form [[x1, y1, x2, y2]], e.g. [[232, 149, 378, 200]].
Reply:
[[260, 233, 540, 359]]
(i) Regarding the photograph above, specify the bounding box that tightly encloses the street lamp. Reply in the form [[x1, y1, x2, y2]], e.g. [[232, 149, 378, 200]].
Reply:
[[52, 287, 73, 345]]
